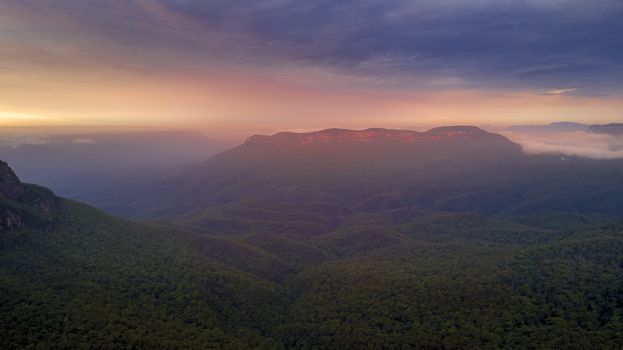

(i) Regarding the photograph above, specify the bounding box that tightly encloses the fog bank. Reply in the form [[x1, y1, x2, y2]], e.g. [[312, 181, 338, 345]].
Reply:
[[502, 131, 623, 159]]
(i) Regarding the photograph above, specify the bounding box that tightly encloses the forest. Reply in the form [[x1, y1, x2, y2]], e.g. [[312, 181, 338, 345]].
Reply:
[[2, 199, 622, 348]]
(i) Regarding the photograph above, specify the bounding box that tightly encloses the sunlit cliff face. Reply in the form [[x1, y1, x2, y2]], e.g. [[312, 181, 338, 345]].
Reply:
[[244, 126, 500, 146]]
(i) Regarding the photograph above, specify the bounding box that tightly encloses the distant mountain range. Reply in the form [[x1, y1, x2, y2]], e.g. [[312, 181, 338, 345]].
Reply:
[[507, 122, 588, 133], [587, 123, 623, 135], [508, 122, 623, 135]]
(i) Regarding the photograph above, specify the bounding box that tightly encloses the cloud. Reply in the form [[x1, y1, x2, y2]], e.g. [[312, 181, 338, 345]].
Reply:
[[70, 137, 96, 145], [0, 135, 96, 148], [1, 0, 622, 95], [545, 88, 577, 95], [503, 130, 623, 159], [0, 136, 50, 148]]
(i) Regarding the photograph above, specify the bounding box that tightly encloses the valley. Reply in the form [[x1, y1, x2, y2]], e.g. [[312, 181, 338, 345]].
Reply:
[[2, 128, 623, 349]]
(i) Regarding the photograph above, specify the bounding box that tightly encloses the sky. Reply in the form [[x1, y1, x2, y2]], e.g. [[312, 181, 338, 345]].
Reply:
[[1, 0, 622, 139]]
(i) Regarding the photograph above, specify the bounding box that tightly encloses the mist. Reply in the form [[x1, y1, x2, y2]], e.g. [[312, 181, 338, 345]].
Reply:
[[0, 130, 224, 200], [502, 130, 623, 159]]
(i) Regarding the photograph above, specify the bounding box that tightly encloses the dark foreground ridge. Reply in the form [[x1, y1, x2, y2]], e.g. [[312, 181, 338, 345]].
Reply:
[[0, 160, 57, 232]]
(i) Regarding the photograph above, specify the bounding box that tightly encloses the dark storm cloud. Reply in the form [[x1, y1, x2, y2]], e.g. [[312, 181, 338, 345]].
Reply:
[[2, 0, 622, 94]]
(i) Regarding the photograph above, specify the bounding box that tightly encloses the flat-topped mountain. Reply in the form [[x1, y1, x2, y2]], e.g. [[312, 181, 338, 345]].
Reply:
[[245, 126, 506, 146], [84, 125, 623, 221], [0, 161, 57, 231], [230, 126, 520, 172]]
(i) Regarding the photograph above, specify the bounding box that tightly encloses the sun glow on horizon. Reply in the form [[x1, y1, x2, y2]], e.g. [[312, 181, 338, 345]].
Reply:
[[0, 111, 62, 126]]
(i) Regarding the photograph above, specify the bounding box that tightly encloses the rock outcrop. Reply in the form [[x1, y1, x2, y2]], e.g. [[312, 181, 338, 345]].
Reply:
[[0, 161, 57, 232]]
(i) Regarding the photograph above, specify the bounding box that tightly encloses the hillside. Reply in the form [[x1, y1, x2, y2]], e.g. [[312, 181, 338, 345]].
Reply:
[[2, 152, 623, 348]]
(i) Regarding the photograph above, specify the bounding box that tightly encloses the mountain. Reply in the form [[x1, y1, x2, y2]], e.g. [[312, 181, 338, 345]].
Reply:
[[241, 126, 518, 160], [508, 122, 623, 135], [84, 126, 623, 228], [245, 126, 502, 145], [507, 122, 588, 133], [0, 161, 57, 232], [588, 123, 623, 135], [90, 126, 528, 218], [2, 158, 623, 349], [232, 126, 520, 173]]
